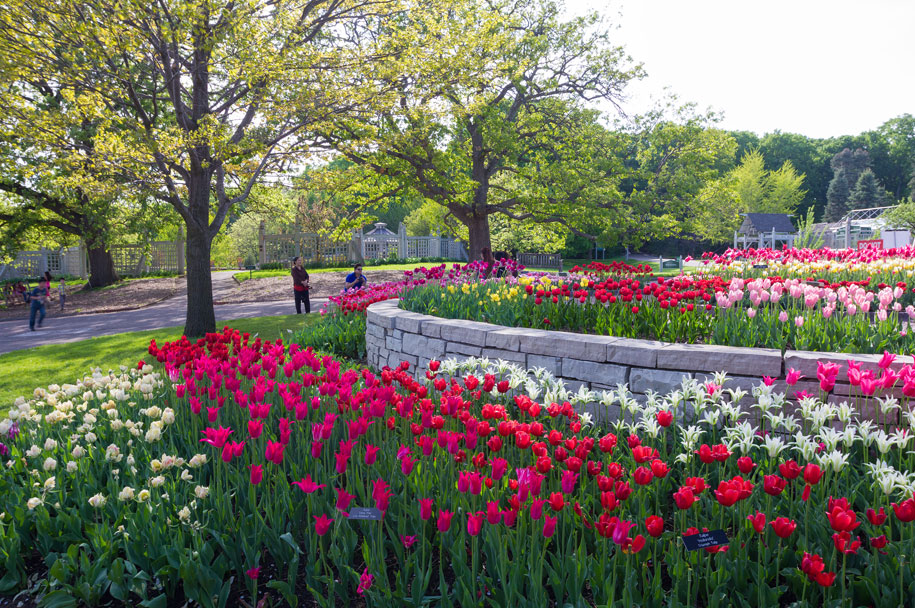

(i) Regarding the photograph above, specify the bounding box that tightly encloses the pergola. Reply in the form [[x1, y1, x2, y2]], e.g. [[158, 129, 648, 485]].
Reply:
[[733, 213, 797, 249]]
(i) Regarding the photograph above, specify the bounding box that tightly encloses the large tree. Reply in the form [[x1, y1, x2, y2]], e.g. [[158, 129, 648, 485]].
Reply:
[[313, 0, 649, 260], [0, 0, 401, 335], [848, 169, 889, 210]]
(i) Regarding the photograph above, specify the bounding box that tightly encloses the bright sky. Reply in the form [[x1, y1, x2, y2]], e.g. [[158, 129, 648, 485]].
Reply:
[[567, 0, 915, 138]]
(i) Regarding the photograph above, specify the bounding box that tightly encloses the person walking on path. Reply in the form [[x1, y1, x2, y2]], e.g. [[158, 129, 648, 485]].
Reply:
[[58, 278, 67, 311], [344, 264, 367, 291], [291, 256, 311, 314], [28, 279, 47, 330]]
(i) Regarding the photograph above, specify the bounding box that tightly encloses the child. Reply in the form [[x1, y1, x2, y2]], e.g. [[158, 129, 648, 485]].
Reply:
[[58, 278, 66, 311]]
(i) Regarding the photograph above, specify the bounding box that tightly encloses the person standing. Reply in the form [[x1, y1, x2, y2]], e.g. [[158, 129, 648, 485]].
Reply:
[[28, 279, 47, 330], [58, 278, 67, 311], [291, 256, 311, 314]]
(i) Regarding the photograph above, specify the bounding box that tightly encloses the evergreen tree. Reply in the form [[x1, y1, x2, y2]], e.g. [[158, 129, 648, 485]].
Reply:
[[848, 169, 889, 210], [830, 148, 870, 188], [825, 168, 850, 221]]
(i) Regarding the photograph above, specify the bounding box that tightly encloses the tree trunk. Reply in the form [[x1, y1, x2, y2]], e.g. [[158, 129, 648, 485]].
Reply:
[[86, 246, 119, 288], [466, 213, 492, 262], [184, 222, 216, 337], [183, 172, 216, 337]]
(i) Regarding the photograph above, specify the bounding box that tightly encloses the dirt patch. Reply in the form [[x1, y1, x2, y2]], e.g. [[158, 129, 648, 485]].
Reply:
[[0, 277, 182, 321], [215, 270, 416, 305]]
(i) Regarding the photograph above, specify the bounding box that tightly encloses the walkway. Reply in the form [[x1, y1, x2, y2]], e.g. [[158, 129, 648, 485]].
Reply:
[[0, 271, 326, 355]]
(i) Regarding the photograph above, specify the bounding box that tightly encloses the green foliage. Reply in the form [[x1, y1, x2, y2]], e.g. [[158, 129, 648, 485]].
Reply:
[[882, 199, 915, 233], [293, 311, 366, 361], [825, 169, 851, 222], [794, 207, 825, 249], [848, 169, 890, 210], [692, 148, 804, 244]]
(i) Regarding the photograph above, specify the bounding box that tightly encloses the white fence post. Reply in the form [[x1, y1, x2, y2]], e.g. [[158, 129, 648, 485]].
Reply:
[[398, 223, 407, 259]]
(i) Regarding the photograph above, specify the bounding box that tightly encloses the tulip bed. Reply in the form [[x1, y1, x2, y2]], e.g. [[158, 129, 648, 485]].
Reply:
[[703, 246, 915, 286], [399, 261, 915, 354], [2, 325, 915, 607]]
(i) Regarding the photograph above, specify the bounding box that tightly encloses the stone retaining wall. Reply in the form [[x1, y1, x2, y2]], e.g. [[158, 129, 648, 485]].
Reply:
[[366, 299, 912, 422]]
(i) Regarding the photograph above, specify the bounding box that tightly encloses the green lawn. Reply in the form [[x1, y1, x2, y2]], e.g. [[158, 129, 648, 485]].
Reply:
[[0, 314, 318, 408]]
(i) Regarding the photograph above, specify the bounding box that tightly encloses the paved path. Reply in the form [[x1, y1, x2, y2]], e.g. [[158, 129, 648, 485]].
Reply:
[[0, 271, 326, 355]]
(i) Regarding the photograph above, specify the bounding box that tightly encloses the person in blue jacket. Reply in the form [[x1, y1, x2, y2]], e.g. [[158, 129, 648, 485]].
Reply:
[[27, 279, 47, 331]]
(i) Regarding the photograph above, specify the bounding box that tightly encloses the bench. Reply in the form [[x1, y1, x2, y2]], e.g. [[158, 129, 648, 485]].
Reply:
[[518, 252, 563, 273]]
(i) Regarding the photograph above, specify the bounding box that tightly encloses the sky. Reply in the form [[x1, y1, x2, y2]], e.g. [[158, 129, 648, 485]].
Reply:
[[566, 0, 915, 139]]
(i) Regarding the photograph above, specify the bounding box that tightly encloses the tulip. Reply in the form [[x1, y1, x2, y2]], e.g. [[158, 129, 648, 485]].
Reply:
[[486, 501, 501, 525], [650, 459, 669, 478], [248, 464, 263, 486], [314, 514, 333, 536], [832, 530, 861, 554], [673, 486, 697, 510], [542, 515, 558, 538], [437, 510, 454, 532], [364, 444, 380, 465], [419, 498, 434, 520], [870, 535, 888, 550], [803, 463, 823, 485], [645, 515, 664, 537], [335, 487, 355, 511], [779, 460, 801, 480], [292, 475, 326, 494], [656, 410, 673, 427], [762, 474, 787, 496], [891, 497, 915, 522], [356, 568, 374, 596], [737, 456, 755, 474], [867, 507, 887, 525], [467, 512, 484, 536], [770, 517, 796, 538], [747, 511, 766, 534], [246, 567, 260, 580], [633, 466, 653, 486], [401, 535, 418, 549], [548, 492, 565, 512]]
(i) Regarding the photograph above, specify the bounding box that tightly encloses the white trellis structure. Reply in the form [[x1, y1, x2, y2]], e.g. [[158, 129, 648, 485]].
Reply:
[[0, 229, 185, 280], [821, 205, 911, 249], [259, 222, 468, 265]]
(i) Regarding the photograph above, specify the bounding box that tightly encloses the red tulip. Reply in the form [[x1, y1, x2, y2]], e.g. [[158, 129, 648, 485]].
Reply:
[[673, 486, 697, 510], [803, 463, 823, 485], [467, 512, 484, 537], [832, 531, 861, 554], [645, 515, 664, 537], [624, 534, 646, 553], [891, 497, 915, 522], [246, 567, 260, 580], [364, 444, 380, 465], [763, 474, 787, 496], [737, 456, 755, 474], [314, 514, 333, 536], [870, 535, 888, 550], [867, 507, 887, 526], [685, 477, 707, 494], [633, 466, 653, 486], [747, 511, 766, 534], [548, 492, 565, 511], [418, 498, 433, 520], [291, 475, 325, 494], [656, 410, 673, 427], [248, 464, 263, 486], [826, 503, 860, 533], [779, 460, 802, 480], [770, 517, 797, 538], [437, 509, 454, 532], [542, 515, 558, 538], [650, 459, 669, 478], [632, 445, 658, 463]]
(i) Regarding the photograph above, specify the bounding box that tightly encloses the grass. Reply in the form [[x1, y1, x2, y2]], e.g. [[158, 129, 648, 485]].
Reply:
[[0, 314, 319, 407]]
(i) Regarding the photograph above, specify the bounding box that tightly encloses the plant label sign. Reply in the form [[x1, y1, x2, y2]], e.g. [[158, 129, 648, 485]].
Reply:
[[348, 507, 383, 521], [682, 530, 728, 551]]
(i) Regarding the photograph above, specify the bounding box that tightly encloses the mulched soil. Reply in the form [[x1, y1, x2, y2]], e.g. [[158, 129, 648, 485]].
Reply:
[[214, 270, 416, 306], [0, 278, 182, 322]]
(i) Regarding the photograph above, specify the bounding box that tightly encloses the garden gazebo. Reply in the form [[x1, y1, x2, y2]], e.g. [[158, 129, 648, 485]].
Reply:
[[733, 213, 797, 249]]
